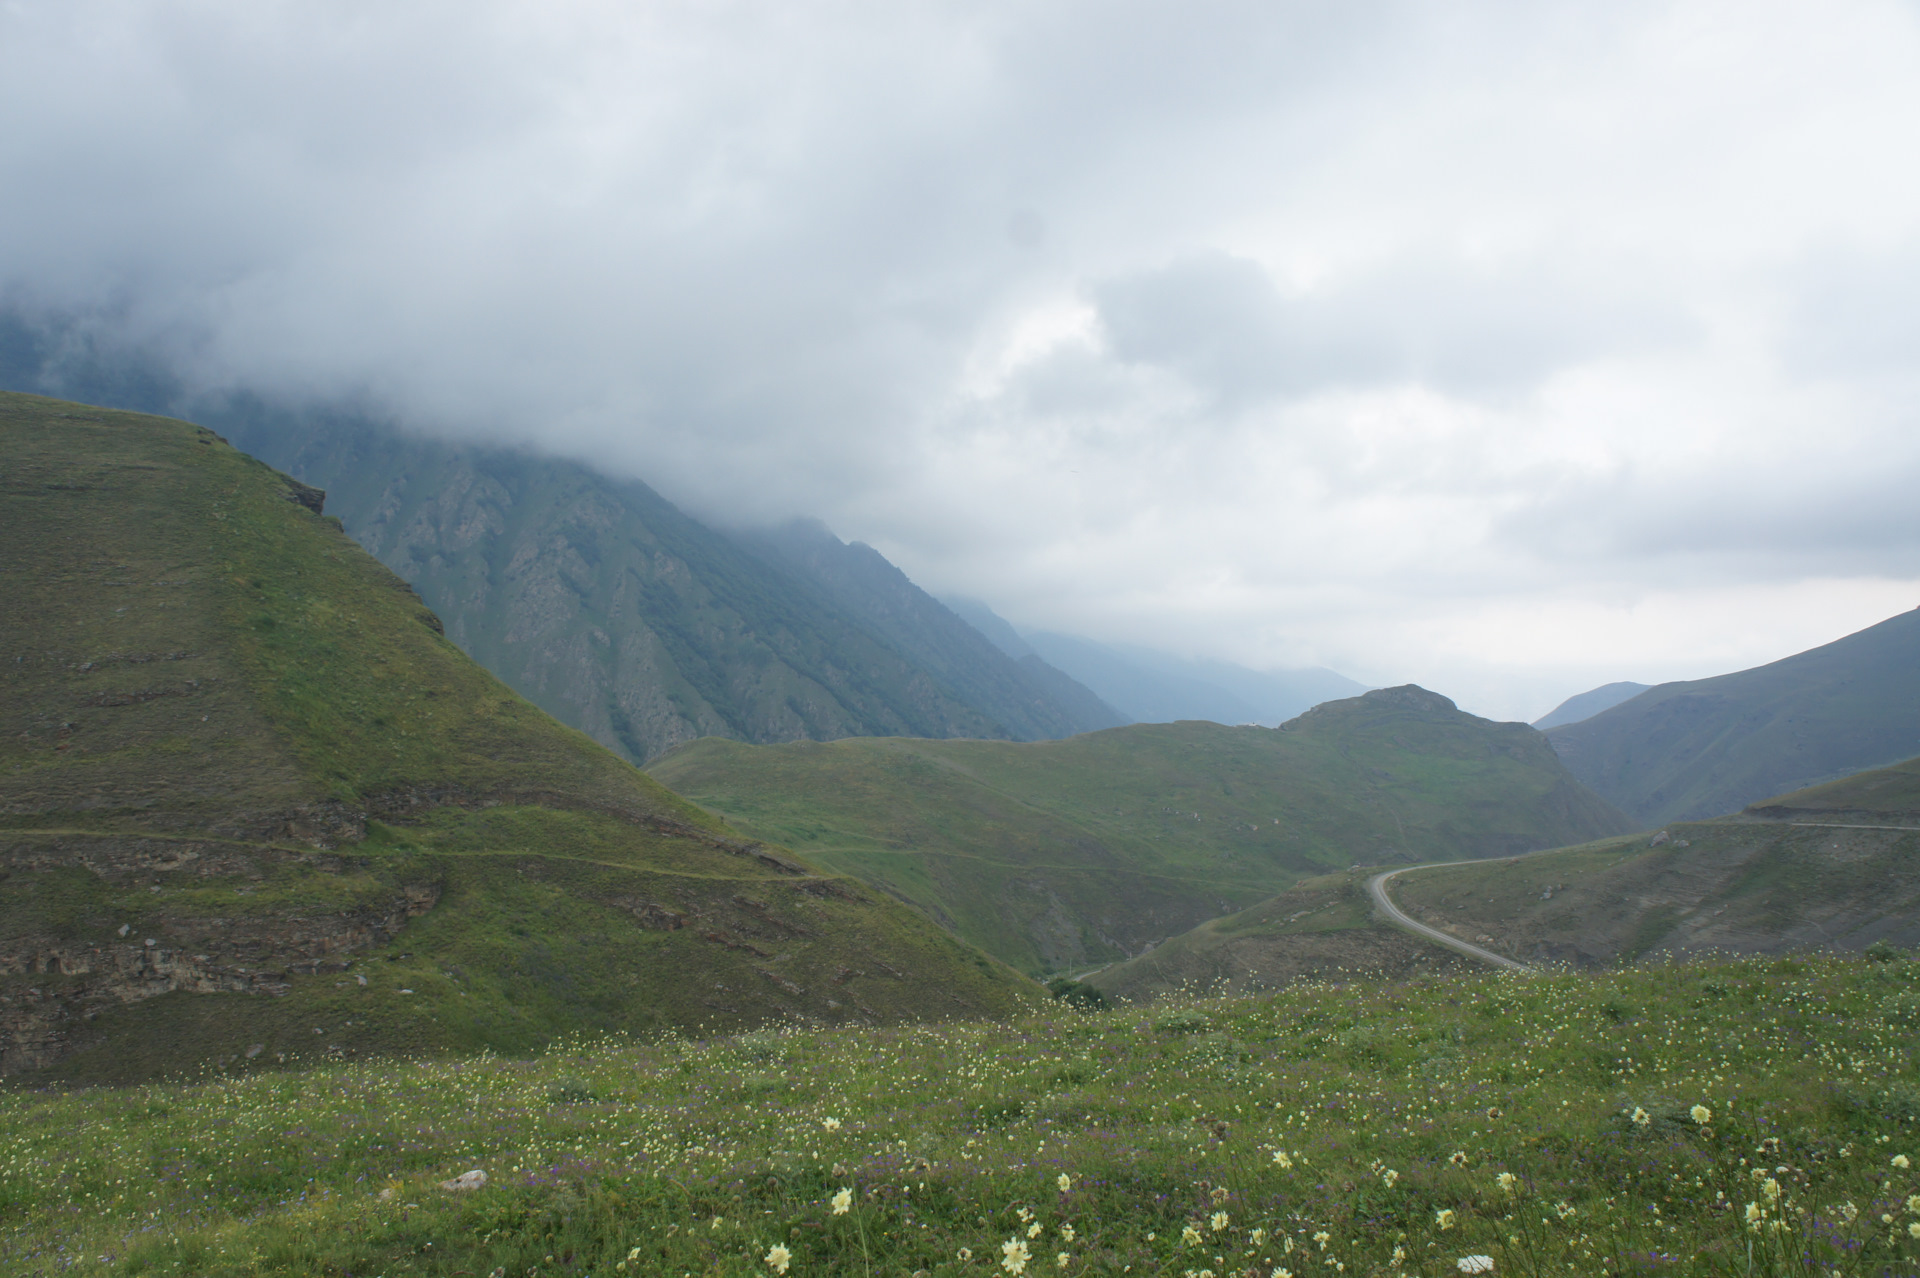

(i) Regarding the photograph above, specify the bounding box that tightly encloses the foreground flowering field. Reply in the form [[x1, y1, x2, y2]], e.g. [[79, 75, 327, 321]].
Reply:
[[3, 955, 1918, 1277]]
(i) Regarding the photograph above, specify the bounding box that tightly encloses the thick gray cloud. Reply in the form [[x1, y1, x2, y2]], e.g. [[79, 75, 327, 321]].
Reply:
[[4, 0, 1920, 720], [1093, 250, 1691, 403]]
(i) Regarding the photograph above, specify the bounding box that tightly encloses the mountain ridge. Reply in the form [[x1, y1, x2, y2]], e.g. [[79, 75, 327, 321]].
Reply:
[[208, 409, 1123, 764], [1532, 680, 1651, 731], [0, 391, 1025, 1080], [649, 683, 1630, 974], [731, 520, 1124, 739], [1545, 608, 1920, 824]]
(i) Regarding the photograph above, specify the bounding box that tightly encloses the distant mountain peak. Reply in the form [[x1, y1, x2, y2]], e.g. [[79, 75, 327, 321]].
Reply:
[[1532, 681, 1651, 731], [1359, 684, 1459, 714]]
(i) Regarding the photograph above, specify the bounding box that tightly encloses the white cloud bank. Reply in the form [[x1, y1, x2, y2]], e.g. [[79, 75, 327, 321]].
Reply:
[[4, 0, 1919, 719]]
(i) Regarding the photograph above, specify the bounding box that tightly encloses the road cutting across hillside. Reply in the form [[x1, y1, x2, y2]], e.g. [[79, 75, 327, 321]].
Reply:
[[1366, 861, 1531, 971]]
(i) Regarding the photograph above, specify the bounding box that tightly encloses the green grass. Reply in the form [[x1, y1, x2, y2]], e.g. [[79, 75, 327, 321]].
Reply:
[[0, 392, 1028, 1082], [1390, 819, 1920, 967], [649, 690, 1629, 975], [1089, 870, 1466, 1001], [3, 954, 1919, 1276], [1753, 754, 1920, 821]]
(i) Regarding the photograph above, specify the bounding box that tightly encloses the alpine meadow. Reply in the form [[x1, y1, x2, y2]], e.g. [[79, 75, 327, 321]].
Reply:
[[4, 391, 1919, 1278], [5, 8, 1920, 1274]]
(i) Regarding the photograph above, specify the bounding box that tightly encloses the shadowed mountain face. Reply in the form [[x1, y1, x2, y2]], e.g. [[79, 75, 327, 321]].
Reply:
[[732, 520, 1124, 740], [1532, 681, 1650, 730], [0, 393, 1024, 1080], [648, 684, 1630, 974], [214, 412, 1124, 765], [1545, 609, 1920, 825]]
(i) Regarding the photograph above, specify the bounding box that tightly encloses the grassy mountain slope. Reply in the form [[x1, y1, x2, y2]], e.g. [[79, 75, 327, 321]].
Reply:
[[1373, 751, 1920, 972], [1545, 609, 1920, 824], [0, 336, 1119, 762], [1747, 752, 1920, 821], [222, 412, 1026, 764], [648, 685, 1629, 974], [1103, 754, 1920, 1001], [0, 392, 1024, 1081], [1087, 869, 1472, 1002], [733, 519, 1125, 738]]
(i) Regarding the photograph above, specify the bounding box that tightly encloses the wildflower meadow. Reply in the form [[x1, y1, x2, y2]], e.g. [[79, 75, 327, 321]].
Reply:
[[3, 953, 1918, 1277]]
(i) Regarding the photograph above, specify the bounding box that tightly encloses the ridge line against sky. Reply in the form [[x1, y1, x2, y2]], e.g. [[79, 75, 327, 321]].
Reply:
[[3, 0, 1918, 721]]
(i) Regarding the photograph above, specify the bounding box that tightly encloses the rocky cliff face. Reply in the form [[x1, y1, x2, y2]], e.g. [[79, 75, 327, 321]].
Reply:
[[0, 831, 440, 1072], [226, 416, 1021, 762], [733, 519, 1124, 740]]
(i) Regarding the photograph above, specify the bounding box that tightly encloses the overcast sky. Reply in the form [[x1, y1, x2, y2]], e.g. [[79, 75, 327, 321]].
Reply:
[[5, 0, 1920, 720]]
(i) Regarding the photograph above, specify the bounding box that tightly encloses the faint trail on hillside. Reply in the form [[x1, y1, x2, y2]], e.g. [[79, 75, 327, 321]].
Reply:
[[1785, 821, 1920, 832], [1366, 860, 1531, 971]]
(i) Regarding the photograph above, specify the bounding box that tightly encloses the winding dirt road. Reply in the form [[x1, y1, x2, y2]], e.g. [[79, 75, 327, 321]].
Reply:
[[1365, 860, 1531, 971]]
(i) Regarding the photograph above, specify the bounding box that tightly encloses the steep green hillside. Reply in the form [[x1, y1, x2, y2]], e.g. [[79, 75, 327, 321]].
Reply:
[[0, 392, 1025, 1081], [0, 339, 1121, 761], [648, 685, 1629, 973], [1748, 751, 1920, 821], [1546, 609, 1920, 824], [224, 411, 1026, 763]]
